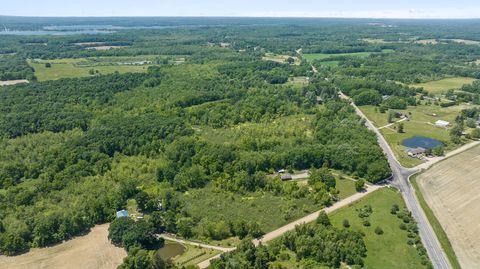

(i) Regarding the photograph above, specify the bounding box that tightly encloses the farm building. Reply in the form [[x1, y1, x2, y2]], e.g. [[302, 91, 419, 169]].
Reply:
[[281, 175, 293, 181], [116, 210, 129, 218], [435, 120, 450, 128], [407, 147, 427, 158]]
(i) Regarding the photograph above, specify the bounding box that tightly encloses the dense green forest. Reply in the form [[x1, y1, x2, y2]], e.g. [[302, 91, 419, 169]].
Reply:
[[1, 17, 480, 268]]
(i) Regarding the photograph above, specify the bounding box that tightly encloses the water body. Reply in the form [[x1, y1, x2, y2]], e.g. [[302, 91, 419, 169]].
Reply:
[[157, 242, 186, 260], [402, 136, 444, 149]]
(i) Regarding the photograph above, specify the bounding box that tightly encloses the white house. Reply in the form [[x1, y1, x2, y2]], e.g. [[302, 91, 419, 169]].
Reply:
[[435, 120, 450, 128]]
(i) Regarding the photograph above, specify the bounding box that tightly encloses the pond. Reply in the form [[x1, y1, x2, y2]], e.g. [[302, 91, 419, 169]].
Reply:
[[157, 242, 186, 261], [402, 136, 444, 149]]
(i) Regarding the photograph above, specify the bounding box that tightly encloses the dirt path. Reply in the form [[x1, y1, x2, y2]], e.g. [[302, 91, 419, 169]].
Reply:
[[0, 79, 29, 86], [378, 117, 408, 129], [0, 224, 126, 269], [197, 184, 384, 268]]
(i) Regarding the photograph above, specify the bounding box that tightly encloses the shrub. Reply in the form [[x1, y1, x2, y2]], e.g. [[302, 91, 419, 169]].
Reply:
[[374, 227, 384, 235]]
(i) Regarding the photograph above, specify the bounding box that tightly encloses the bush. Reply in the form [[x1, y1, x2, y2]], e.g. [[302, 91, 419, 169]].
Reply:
[[374, 227, 384, 235], [343, 219, 350, 228], [362, 219, 370, 227], [355, 179, 365, 192]]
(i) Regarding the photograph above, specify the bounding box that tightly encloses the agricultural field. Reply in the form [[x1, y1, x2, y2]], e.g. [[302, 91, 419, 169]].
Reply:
[[329, 188, 428, 269], [416, 145, 480, 269], [411, 77, 477, 94], [28, 58, 153, 81], [0, 224, 126, 269]]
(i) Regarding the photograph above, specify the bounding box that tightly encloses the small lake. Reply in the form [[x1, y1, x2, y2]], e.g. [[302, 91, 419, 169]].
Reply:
[[402, 136, 444, 149], [157, 242, 186, 260]]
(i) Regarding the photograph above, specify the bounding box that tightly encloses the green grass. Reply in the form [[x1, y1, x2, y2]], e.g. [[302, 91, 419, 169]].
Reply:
[[262, 53, 300, 65], [334, 177, 358, 199], [318, 60, 340, 67], [410, 175, 462, 269], [303, 49, 394, 61], [172, 244, 221, 266], [329, 188, 427, 269], [181, 184, 319, 235], [411, 77, 477, 94], [28, 59, 151, 81], [360, 104, 470, 167]]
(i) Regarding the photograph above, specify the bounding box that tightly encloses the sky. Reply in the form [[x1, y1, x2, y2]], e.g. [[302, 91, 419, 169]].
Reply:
[[1, 0, 480, 19]]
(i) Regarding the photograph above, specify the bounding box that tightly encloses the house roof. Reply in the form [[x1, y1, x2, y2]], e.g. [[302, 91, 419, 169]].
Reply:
[[281, 175, 293, 180]]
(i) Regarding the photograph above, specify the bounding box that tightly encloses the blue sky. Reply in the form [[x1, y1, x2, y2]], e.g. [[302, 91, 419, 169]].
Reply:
[[1, 0, 480, 18]]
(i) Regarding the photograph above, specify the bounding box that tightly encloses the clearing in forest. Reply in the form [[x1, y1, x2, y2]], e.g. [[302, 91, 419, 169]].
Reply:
[[417, 145, 480, 269], [0, 224, 126, 269], [411, 77, 477, 94]]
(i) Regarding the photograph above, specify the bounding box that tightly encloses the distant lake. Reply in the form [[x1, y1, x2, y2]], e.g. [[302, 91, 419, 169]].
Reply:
[[0, 24, 205, 35], [402, 136, 444, 149]]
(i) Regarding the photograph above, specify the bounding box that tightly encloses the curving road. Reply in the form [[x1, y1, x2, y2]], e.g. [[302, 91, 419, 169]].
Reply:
[[340, 91, 452, 269]]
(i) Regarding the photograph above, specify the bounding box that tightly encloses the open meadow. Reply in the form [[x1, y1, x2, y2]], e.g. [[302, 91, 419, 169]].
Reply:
[[0, 224, 126, 269], [411, 77, 477, 94], [329, 188, 428, 269], [417, 145, 480, 269]]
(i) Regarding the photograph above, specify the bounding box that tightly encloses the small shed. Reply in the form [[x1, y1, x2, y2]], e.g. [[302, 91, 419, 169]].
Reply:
[[435, 120, 450, 128], [407, 147, 427, 157], [116, 210, 129, 218], [281, 175, 293, 181]]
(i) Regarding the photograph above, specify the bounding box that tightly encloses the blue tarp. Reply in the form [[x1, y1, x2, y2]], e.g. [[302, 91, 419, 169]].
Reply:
[[116, 210, 129, 218]]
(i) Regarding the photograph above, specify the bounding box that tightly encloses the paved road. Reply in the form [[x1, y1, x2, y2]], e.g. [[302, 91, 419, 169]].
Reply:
[[196, 183, 384, 268], [341, 91, 452, 269]]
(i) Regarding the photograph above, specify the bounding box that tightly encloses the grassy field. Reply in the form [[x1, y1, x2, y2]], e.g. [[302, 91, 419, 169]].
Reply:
[[303, 49, 394, 61], [294, 176, 357, 200], [360, 104, 469, 167], [329, 188, 427, 269], [28, 58, 152, 81], [416, 145, 480, 269], [181, 184, 319, 236], [318, 60, 340, 67], [411, 77, 477, 94], [262, 53, 300, 65], [411, 176, 462, 269], [172, 244, 221, 267]]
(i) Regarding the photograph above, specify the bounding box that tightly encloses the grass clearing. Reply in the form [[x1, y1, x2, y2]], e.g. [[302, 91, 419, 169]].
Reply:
[[411, 176, 462, 269], [411, 77, 477, 94], [329, 188, 427, 269], [28, 58, 151, 81], [181, 184, 319, 237], [416, 145, 480, 269], [262, 53, 300, 65], [303, 49, 394, 62], [172, 244, 221, 267]]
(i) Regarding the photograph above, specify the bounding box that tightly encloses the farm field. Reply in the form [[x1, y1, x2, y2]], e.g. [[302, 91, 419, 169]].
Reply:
[[411, 77, 477, 94], [416, 145, 480, 269], [28, 59, 151, 81], [329, 188, 427, 269], [0, 224, 126, 269], [171, 244, 220, 267]]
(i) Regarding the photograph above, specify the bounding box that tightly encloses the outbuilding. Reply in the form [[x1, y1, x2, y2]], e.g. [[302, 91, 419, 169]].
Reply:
[[281, 175, 293, 181], [435, 120, 450, 128]]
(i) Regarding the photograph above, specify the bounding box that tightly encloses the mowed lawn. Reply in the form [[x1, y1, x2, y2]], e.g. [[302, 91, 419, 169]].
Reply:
[[329, 188, 427, 269], [29, 59, 151, 81], [411, 77, 477, 94]]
